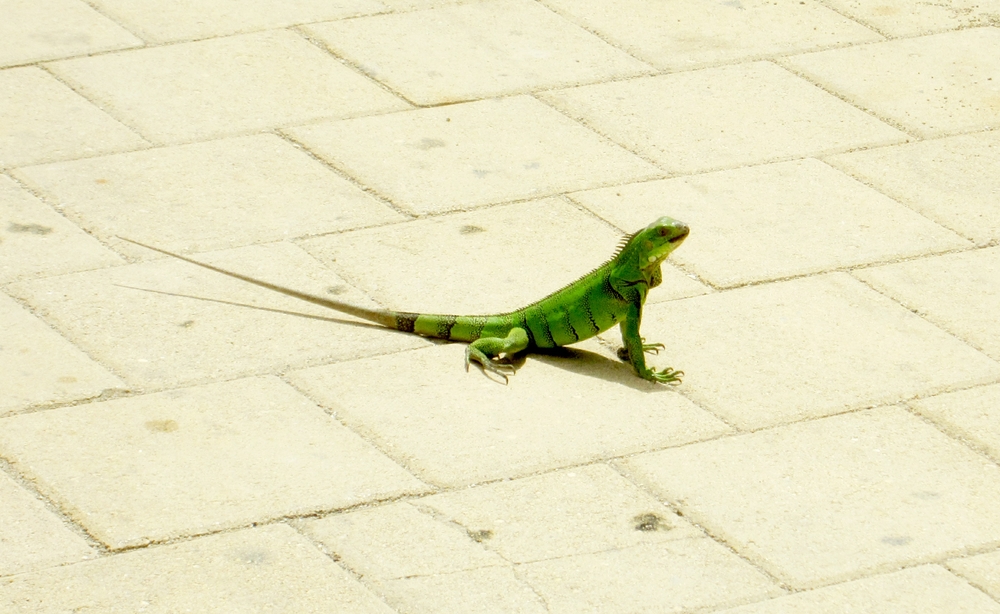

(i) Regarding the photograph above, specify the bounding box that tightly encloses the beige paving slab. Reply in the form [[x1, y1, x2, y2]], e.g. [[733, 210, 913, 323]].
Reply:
[[0, 377, 427, 549], [417, 464, 704, 563], [0, 0, 142, 67], [0, 67, 146, 168], [948, 549, 1000, 603], [0, 471, 95, 576], [91, 0, 385, 43], [911, 383, 1000, 463], [540, 62, 907, 174], [0, 175, 123, 283], [0, 293, 123, 416], [14, 134, 405, 256], [783, 28, 1000, 138], [48, 30, 409, 144], [519, 538, 783, 614], [299, 199, 705, 314], [716, 565, 1000, 613], [571, 159, 967, 288], [620, 407, 1000, 589], [6, 242, 427, 388], [0, 524, 396, 613], [299, 502, 506, 580], [287, 343, 730, 487], [856, 246, 1000, 361], [541, 0, 882, 71], [378, 566, 548, 614], [285, 96, 661, 214], [823, 0, 1000, 37], [826, 132, 1000, 245], [635, 273, 1000, 429], [304, 0, 651, 106]]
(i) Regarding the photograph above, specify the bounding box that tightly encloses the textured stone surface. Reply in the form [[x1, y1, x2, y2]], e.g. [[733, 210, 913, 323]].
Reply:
[[0, 377, 426, 549], [621, 407, 1000, 588], [911, 383, 1000, 462], [0, 525, 397, 613], [539, 61, 907, 174], [48, 30, 408, 144], [286, 96, 661, 213], [304, 0, 651, 105]]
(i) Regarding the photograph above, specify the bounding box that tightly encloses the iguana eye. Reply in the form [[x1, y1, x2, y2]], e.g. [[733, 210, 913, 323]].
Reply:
[[658, 227, 669, 236]]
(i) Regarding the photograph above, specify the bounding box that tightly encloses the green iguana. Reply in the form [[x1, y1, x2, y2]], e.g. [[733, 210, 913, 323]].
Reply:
[[120, 216, 689, 384]]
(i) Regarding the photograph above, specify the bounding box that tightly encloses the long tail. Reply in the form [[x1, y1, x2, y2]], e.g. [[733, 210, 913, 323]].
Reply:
[[117, 237, 399, 329]]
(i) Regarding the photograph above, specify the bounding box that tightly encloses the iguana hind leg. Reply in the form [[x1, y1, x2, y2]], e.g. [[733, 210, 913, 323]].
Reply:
[[465, 327, 529, 384]]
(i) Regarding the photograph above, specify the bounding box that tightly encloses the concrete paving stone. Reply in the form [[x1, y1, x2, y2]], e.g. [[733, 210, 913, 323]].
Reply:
[[0, 377, 427, 549], [287, 343, 731, 487], [0, 0, 142, 67], [0, 175, 124, 283], [417, 464, 704, 563], [541, 0, 882, 71], [378, 566, 548, 614], [298, 501, 506, 580], [826, 132, 1000, 246], [620, 406, 1000, 589], [0, 524, 397, 613], [570, 159, 968, 288], [14, 134, 405, 257], [948, 549, 1000, 603], [0, 67, 146, 168], [631, 273, 1000, 429], [823, 0, 1000, 37], [303, 0, 651, 106], [285, 96, 661, 214], [715, 565, 1000, 613], [90, 0, 385, 43], [47, 30, 409, 144], [6, 242, 428, 388], [519, 538, 783, 614], [0, 471, 95, 577], [299, 198, 706, 315], [911, 383, 1000, 463], [0, 293, 123, 416], [539, 62, 907, 174], [783, 28, 1000, 138], [856, 246, 1000, 361]]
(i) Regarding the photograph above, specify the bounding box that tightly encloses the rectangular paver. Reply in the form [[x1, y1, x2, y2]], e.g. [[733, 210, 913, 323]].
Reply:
[[716, 565, 1000, 613], [0, 471, 94, 576], [826, 131, 1000, 245], [571, 159, 967, 287], [911, 383, 1000, 463], [619, 407, 1000, 588], [0, 175, 124, 283], [0, 377, 427, 549], [0, 292, 124, 416], [15, 134, 405, 256], [856, 246, 1000, 361], [48, 30, 409, 144], [287, 343, 730, 487], [541, 0, 882, 70], [539, 61, 907, 174], [0, 67, 146, 168], [287, 96, 661, 214], [633, 273, 1000, 429], [784, 27, 1000, 137], [6, 242, 428, 388], [304, 0, 651, 105], [948, 549, 1000, 603], [0, 524, 397, 613], [823, 0, 1000, 37]]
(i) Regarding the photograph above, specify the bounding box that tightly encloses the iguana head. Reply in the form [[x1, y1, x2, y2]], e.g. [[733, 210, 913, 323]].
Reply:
[[615, 216, 690, 283]]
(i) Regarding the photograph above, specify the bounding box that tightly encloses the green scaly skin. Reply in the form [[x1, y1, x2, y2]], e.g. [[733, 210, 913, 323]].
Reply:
[[120, 216, 689, 384]]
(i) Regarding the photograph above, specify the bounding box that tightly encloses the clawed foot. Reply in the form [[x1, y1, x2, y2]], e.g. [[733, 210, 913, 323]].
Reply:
[[643, 367, 684, 385], [617, 338, 666, 362], [465, 355, 517, 384]]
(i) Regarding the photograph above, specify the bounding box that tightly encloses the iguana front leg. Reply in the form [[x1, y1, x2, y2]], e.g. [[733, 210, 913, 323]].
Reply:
[[619, 304, 683, 384], [465, 327, 529, 384]]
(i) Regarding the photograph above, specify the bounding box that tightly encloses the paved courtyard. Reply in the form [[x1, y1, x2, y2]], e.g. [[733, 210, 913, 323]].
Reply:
[[3, 0, 1000, 612]]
